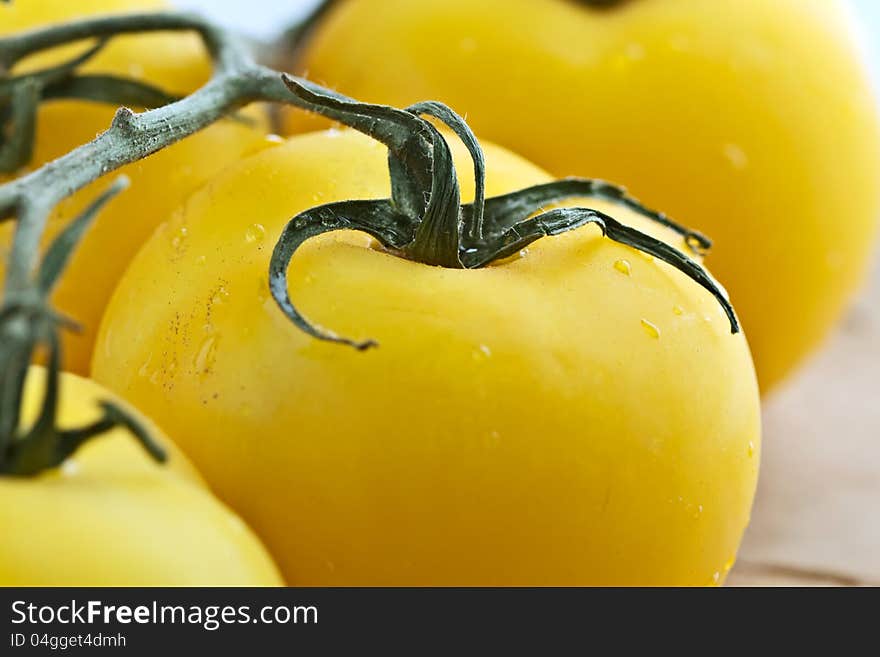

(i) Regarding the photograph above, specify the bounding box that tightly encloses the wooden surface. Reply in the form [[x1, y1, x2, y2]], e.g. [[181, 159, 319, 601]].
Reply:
[[727, 257, 880, 587]]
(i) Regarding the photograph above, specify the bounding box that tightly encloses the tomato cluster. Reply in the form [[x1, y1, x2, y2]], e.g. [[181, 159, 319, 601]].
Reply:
[[2, 0, 875, 586]]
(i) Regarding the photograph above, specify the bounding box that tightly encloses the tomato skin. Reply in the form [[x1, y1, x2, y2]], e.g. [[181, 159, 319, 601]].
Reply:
[[0, 0, 270, 375], [93, 129, 760, 586], [0, 367, 283, 586], [285, 0, 880, 392]]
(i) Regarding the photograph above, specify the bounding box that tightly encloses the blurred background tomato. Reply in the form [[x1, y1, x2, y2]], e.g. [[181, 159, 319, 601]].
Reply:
[[177, 0, 880, 73]]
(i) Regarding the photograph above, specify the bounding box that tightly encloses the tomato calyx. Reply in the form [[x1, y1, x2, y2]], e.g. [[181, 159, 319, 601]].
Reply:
[[270, 76, 737, 350], [0, 180, 167, 478]]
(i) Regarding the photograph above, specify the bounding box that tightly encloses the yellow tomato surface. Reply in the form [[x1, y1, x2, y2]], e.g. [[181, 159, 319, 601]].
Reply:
[[286, 0, 880, 392], [0, 0, 270, 375], [0, 367, 283, 586], [93, 129, 760, 586]]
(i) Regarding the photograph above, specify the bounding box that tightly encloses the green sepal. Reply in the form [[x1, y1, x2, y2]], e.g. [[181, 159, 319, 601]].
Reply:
[[270, 198, 415, 350], [37, 176, 129, 297], [42, 74, 180, 109]]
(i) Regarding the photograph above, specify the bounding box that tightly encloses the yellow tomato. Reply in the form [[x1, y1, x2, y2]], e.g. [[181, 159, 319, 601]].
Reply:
[[92, 129, 760, 586], [286, 0, 880, 392], [0, 0, 270, 375], [0, 366, 283, 586]]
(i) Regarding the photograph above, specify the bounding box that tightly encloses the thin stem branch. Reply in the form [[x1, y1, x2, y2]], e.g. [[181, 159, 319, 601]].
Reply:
[[0, 10, 370, 475], [0, 12, 357, 298]]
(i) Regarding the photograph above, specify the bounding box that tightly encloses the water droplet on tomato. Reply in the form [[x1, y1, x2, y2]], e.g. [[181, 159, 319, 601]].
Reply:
[[61, 460, 79, 477], [194, 336, 218, 375], [614, 259, 632, 276], [137, 353, 154, 379], [245, 223, 266, 244], [640, 319, 661, 339], [625, 43, 645, 61], [169, 225, 188, 252], [722, 143, 749, 171], [211, 286, 230, 306]]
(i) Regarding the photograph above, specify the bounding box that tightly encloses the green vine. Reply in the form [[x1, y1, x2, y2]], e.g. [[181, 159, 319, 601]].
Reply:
[[0, 8, 737, 476]]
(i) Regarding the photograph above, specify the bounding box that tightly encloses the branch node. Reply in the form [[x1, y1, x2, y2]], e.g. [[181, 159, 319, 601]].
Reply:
[[111, 106, 138, 134]]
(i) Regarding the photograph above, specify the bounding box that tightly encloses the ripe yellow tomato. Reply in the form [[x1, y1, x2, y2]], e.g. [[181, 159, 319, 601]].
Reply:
[[0, 0, 270, 375], [0, 367, 283, 586], [285, 0, 880, 392], [93, 129, 760, 585]]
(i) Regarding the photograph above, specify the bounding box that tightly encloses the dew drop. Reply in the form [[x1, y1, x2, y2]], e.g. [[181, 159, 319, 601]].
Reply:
[[169, 225, 188, 254], [614, 259, 632, 276], [211, 286, 230, 306], [722, 143, 749, 171], [479, 344, 492, 357], [748, 441, 756, 458], [673, 305, 684, 316], [245, 223, 266, 244], [137, 353, 154, 379], [194, 336, 218, 374], [640, 319, 661, 339], [625, 43, 645, 61]]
